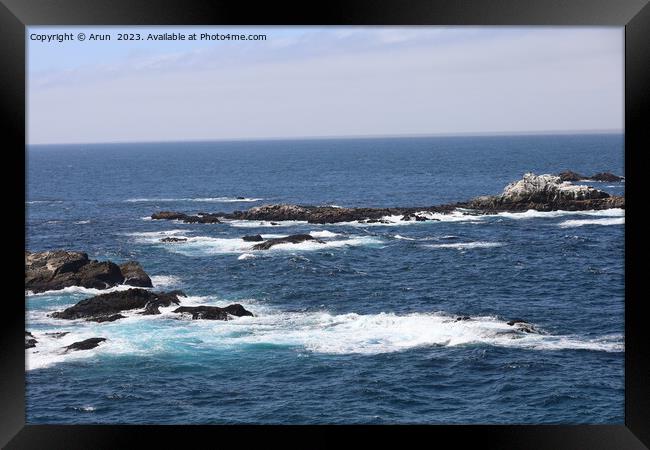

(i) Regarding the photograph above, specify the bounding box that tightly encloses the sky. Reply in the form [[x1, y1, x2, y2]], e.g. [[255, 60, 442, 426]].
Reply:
[[27, 26, 624, 145]]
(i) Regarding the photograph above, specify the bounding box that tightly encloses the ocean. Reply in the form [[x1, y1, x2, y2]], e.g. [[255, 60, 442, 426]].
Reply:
[[25, 133, 625, 424]]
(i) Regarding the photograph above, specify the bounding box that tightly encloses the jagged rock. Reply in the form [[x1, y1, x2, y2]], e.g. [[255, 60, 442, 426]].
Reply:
[[242, 234, 264, 242], [466, 173, 623, 212], [65, 338, 106, 352], [25, 251, 154, 293], [118, 261, 153, 287], [252, 234, 321, 250], [25, 331, 37, 349], [455, 316, 471, 321], [50, 288, 183, 321], [173, 304, 253, 320]]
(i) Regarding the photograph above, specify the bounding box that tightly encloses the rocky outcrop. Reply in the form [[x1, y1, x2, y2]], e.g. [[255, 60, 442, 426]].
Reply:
[[465, 173, 624, 213], [50, 288, 184, 321], [25, 331, 37, 349], [151, 211, 221, 223], [590, 172, 625, 182], [252, 234, 321, 250], [558, 171, 624, 182], [173, 304, 253, 320], [25, 251, 154, 293], [65, 338, 106, 352], [118, 261, 152, 287], [242, 234, 264, 242], [149, 173, 624, 224]]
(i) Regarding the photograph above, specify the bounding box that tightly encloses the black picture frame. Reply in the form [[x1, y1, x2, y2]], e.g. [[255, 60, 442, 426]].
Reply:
[[2, 1, 648, 448]]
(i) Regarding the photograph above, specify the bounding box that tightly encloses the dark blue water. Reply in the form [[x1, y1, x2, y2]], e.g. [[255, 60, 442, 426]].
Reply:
[[26, 134, 625, 424]]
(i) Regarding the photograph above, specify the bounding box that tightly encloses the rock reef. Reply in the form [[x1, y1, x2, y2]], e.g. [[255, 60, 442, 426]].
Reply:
[[50, 288, 184, 321], [49, 288, 253, 322], [252, 234, 322, 250], [25, 251, 153, 293], [65, 338, 106, 352], [173, 304, 253, 320], [558, 171, 624, 182], [149, 172, 624, 224]]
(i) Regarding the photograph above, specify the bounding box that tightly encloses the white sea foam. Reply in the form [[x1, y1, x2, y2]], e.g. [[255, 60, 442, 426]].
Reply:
[[238, 253, 256, 260], [125, 229, 192, 243], [558, 217, 625, 228], [157, 235, 383, 257], [125, 197, 262, 203], [26, 309, 623, 370], [394, 234, 416, 240], [309, 230, 340, 238], [496, 208, 625, 220], [223, 220, 309, 228], [424, 242, 504, 250], [26, 284, 136, 298], [74, 220, 91, 224], [150, 275, 182, 288]]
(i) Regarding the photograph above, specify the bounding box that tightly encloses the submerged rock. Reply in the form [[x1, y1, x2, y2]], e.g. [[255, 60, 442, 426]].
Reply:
[[88, 314, 125, 323], [65, 338, 106, 352], [252, 234, 321, 250], [50, 288, 183, 321], [25, 251, 153, 293], [242, 234, 264, 242], [25, 331, 37, 349], [506, 318, 539, 334], [160, 237, 187, 243], [173, 304, 253, 320], [151, 211, 221, 223], [589, 172, 624, 182]]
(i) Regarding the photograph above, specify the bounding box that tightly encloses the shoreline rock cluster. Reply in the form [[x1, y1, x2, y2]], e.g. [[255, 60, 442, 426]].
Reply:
[[557, 171, 624, 182], [25, 251, 152, 293], [150, 172, 625, 225]]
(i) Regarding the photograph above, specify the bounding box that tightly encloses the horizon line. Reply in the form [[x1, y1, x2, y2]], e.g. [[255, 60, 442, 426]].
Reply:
[[27, 128, 624, 147]]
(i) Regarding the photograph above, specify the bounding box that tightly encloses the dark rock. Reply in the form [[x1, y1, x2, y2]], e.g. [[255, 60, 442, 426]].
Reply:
[[25, 251, 154, 293], [118, 261, 153, 287], [236, 196, 246, 200], [151, 211, 188, 220], [88, 314, 126, 323], [455, 316, 471, 321], [50, 288, 182, 320], [242, 234, 264, 242], [173, 304, 253, 320], [65, 338, 106, 352], [45, 331, 69, 338], [558, 171, 585, 182], [161, 237, 187, 243], [507, 318, 529, 326], [150, 173, 624, 226], [25, 331, 37, 349], [589, 172, 624, 182], [506, 318, 539, 334], [252, 234, 321, 250]]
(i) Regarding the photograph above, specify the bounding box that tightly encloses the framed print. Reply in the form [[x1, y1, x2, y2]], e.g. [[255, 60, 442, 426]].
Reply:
[[1, 0, 648, 448]]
